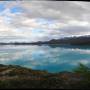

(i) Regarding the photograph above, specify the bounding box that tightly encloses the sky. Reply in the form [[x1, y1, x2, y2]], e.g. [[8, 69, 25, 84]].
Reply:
[[0, 0, 90, 42]]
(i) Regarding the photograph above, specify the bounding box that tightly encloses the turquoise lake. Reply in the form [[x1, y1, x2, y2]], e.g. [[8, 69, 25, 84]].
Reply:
[[0, 45, 90, 73]]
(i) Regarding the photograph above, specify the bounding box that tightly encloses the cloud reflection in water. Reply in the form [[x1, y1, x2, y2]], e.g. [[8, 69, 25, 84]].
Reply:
[[0, 45, 89, 72]]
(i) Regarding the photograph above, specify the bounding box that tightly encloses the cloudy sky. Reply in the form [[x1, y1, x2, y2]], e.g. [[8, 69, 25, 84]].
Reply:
[[0, 0, 90, 42]]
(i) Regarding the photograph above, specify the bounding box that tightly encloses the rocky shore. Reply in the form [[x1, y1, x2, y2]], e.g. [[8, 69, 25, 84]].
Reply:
[[0, 64, 89, 89]]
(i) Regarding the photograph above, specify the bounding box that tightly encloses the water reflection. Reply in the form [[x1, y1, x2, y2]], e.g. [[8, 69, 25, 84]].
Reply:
[[0, 45, 90, 73]]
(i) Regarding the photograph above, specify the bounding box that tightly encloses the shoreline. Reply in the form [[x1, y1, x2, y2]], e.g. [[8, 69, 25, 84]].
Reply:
[[0, 64, 89, 89]]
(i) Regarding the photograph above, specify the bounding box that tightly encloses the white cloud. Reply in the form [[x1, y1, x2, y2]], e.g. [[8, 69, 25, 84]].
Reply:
[[0, 1, 90, 42]]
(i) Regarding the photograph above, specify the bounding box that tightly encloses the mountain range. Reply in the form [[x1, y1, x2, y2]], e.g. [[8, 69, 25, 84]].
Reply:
[[0, 35, 90, 45]]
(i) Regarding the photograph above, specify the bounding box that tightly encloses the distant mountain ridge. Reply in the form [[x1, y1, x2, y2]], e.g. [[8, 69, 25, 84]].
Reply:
[[31, 35, 90, 45], [46, 35, 90, 45], [0, 35, 90, 45]]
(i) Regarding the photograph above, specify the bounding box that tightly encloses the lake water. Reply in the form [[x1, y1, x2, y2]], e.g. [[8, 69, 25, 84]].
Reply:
[[0, 45, 90, 73]]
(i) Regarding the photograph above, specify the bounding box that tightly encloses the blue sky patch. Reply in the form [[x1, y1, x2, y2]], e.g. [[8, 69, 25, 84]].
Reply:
[[0, 3, 5, 12], [10, 6, 24, 13], [32, 29, 45, 33]]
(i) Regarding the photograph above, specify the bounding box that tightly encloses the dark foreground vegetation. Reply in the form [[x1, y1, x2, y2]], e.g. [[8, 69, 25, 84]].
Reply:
[[0, 64, 90, 89]]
